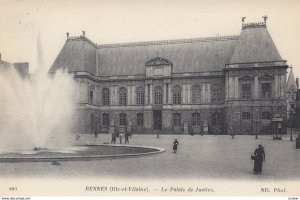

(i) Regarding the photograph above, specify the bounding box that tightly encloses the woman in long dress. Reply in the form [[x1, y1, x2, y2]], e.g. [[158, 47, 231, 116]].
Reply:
[[253, 144, 265, 174]]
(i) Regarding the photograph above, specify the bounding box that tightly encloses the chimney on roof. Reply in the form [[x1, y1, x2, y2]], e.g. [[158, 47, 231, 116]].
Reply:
[[82, 30, 85, 36], [66, 32, 69, 38], [296, 77, 299, 90]]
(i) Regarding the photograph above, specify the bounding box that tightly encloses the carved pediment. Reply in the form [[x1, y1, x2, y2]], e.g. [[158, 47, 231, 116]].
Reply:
[[238, 75, 254, 81], [259, 73, 273, 81], [145, 57, 172, 67]]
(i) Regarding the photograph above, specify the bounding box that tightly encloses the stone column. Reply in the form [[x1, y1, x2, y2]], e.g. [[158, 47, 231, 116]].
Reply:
[[182, 84, 186, 104], [145, 84, 148, 105], [280, 74, 286, 98], [187, 84, 191, 104], [234, 77, 239, 99], [149, 84, 153, 104], [132, 85, 136, 105], [168, 84, 172, 104], [207, 83, 211, 103], [163, 83, 167, 104], [225, 74, 229, 100], [114, 86, 118, 105], [254, 76, 259, 99]]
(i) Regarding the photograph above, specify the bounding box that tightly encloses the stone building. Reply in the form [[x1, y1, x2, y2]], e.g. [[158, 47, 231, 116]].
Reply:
[[0, 54, 29, 78], [50, 21, 288, 135]]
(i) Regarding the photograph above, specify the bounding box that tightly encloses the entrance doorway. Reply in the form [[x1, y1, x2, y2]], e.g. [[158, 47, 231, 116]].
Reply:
[[153, 110, 162, 130]]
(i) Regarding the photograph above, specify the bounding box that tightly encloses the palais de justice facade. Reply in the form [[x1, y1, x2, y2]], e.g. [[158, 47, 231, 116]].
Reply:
[[50, 21, 288, 135]]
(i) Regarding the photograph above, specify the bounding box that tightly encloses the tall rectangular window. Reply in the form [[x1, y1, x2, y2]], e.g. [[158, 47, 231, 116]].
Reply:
[[136, 87, 145, 105], [119, 87, 127, 106], [154, 86, 162, 104], [89, 90, 94, 104], [102, 113, 109, 126], [212, 112, 221, 126], [192, 85, 201, 104], [173, 113, 181, 126], [166, 83, 169, 103], [212, 90, 221, 102], [261, 83, 271, 99], [192, 113, 201, 126], [137, 113, 143, 126], [172, 85, 181, 105], [102, 88, 110, 106], [119, 113, 126, 126], [241, 83, 251, 99]]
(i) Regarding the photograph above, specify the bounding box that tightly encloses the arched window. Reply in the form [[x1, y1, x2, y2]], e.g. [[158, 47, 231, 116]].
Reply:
[[192, 112, 201, 126], [102, 88, 110, 106], [192, 85, 201, 104], [172, 85, 181, 105], [212, 112, 221, 126], [137, 113, 143, 126], [136, 87, 145, 105], [119, 113, 127, 126], [154, 86, 162, 105], [261, 111, 271, 120], [173, 113, 181, 126], [242, 112, 251, 120], [102, 113, 109, 126], [119, 87, 127, 106]]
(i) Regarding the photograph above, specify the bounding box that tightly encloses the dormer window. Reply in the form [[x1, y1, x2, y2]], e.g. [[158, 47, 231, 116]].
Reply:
[[145, 57, 172, 78]]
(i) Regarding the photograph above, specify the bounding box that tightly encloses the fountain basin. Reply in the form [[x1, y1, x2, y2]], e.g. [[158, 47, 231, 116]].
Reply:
[[0, 144, 165, 162]]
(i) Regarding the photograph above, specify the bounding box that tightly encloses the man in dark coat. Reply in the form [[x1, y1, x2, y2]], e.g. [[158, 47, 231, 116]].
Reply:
[[296, 134, 300, 149], [173, 139, 179, 153], [125, 133, 130, 144], [253, 144, 265, 174]]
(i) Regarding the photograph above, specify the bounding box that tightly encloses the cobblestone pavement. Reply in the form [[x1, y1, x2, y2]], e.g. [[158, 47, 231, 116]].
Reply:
[[0, 133, 299, 180]]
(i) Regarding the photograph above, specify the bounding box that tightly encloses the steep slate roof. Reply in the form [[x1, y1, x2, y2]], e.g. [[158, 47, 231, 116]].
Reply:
[[49, 36, 96, 74], [97, 36, 238, 76], [229, 22, 283, 64], [286, 68, 297, 92], [50, 22, 285, 76]]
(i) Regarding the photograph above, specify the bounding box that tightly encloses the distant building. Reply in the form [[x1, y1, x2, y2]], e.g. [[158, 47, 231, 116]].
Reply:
[[295, 78, 300, 129], [50, 21, 288, 135], [286, 68, 297, 121], [0, 54, 29, 78]]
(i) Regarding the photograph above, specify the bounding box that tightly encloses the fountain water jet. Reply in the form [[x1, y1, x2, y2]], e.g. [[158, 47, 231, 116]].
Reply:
[[0, 66, 76, 153]]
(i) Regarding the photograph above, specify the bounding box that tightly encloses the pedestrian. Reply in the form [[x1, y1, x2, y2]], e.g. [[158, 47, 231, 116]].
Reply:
[[253, 144, 265, 174], [125, 133, 130, 144], [119, 132, 123, 144], [296, 134, 300, 149], [173, 139, 179, 153], [111, 133, 116, 144]]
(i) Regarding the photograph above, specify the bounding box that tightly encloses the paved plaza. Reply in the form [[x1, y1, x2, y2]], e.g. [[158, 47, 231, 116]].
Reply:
[[0, 133, 299, 180]]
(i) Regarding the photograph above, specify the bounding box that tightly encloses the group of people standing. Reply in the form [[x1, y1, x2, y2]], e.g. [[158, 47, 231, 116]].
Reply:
[[111, 132, 131, 144]]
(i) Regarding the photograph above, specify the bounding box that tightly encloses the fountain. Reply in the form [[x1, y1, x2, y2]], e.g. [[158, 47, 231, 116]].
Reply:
[[0, 66, 76, 153], [0, 66, 164, 162], [0, 35, 163, 163]]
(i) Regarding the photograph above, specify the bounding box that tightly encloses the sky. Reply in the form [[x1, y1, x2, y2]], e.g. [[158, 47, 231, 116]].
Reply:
[[0, 0, 300, 77]]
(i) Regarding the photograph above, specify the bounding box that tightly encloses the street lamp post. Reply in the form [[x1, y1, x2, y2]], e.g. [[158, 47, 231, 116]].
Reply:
[[254, 117, 259, 139], [290, 107, 295, 141]]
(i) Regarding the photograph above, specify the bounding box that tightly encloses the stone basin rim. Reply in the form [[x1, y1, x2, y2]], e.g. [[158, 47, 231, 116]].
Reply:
[[0, 144, 165, 163]]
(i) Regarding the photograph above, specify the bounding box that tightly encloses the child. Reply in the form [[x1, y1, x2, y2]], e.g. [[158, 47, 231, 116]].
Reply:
[[173, 139, 179, 153]]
